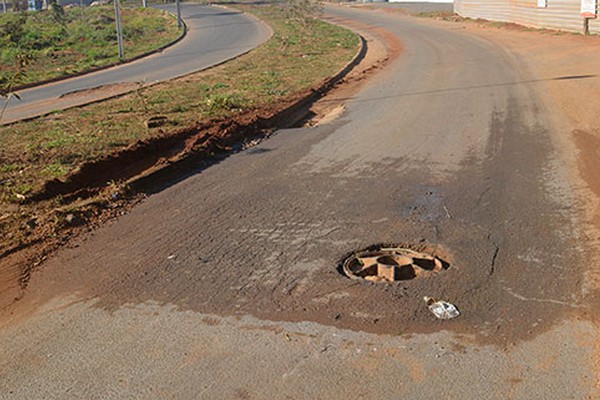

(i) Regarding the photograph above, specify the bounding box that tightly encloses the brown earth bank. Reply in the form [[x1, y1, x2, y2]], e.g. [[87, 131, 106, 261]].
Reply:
[[0, 19, 393, 313]]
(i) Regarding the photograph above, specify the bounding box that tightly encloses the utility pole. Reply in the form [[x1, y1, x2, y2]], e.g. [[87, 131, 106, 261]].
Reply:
[[176, 0, 181, 28], [114, 0, 125, 60]]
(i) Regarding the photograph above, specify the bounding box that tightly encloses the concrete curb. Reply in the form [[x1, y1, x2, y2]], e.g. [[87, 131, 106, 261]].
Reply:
[[29, 16, 366, 200], [0, 17, 370, 310], [124, 31, 368, 192], [1, 5, 272, 127], [12, 8, 188, 92]]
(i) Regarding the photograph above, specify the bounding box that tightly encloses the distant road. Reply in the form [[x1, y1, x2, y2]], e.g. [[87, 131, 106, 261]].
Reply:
[[0, 3, 271, 124]]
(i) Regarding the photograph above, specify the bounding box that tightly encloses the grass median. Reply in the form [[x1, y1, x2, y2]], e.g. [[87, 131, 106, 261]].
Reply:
[[0, 6, 182, 86], [0, 4, 359, 260]]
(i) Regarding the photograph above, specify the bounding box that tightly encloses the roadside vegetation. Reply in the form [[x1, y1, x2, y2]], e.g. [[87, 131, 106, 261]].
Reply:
[[0, 4, 359, 261], [0, 5, 181, 85]]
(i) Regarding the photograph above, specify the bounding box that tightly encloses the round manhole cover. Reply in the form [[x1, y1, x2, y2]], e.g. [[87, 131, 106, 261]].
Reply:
[[342, 246, 448, 283]]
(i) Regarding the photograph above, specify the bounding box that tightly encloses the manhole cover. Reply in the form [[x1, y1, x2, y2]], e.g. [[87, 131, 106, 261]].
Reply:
[[342, 247, 447, 283]]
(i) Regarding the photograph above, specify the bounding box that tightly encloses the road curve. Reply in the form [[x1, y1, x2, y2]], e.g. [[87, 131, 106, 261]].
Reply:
[[0, 5, 597, 399], [0, 3, 271, 124]]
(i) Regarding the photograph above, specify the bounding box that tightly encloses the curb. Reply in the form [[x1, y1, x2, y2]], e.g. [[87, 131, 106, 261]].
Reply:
[[30, 18, 367, 201], [1, 5, 272, 127], [269, 34, 367, 127], [0, 17, 371, 311], [125, 32, 368, 192], [12, 8, 188, 93]]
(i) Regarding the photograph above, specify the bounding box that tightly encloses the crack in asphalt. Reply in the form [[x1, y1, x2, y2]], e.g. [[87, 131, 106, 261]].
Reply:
[[489, 242, 500, 277], [502, 286, 583, 309], [485, 230, 500, 277]]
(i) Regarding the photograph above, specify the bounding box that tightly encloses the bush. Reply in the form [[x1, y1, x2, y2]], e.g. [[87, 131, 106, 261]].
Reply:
[[0, 12, 28, 46]]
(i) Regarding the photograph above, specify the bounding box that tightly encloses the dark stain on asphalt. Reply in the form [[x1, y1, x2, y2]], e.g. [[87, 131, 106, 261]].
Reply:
[[30, 93, 588, 349], [5, 14, 596, 351]]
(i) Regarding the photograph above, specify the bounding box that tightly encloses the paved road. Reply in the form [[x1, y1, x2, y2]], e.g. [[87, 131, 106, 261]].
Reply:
[[0, 3, 271, 124], [1, 6, 597, 399]]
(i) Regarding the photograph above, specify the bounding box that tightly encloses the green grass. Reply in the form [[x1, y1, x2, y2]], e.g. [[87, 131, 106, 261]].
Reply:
[[0, 6, 181, 85]]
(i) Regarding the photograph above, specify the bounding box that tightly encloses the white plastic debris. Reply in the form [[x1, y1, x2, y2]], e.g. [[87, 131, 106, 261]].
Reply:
[[424, 297, 460, 320]]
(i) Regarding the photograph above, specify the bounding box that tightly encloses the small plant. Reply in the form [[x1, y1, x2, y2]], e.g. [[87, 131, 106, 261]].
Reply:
[[48, 0, 67, 27], [204, 93, 245, 115], [42, 162, 69, 178], [0, 52, 32, 123], [134, 80, 150, 114]]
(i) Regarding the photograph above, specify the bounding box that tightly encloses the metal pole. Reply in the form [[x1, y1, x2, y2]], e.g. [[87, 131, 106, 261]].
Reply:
[[176, 0, 181, 28], [142, 0, 146, 8], [114, 0, 125, 60], [583, 17, 590, 35], [2, 0, 6, 13]]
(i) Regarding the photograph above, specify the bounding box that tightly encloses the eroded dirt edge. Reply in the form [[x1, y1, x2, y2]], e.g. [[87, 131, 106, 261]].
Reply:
[[0, 21, 398, 312]]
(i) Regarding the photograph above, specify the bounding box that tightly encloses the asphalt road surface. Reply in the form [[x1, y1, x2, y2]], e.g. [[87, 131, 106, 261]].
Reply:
[[0, 3, 271, 124], [0, 5, 597, 399]]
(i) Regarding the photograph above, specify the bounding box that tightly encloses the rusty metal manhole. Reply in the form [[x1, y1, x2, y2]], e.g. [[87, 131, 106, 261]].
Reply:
[[342, 247, 447, 283]]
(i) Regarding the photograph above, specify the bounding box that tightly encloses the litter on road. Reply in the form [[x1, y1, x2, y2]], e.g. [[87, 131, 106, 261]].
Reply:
[[424, 297, 460, 320]]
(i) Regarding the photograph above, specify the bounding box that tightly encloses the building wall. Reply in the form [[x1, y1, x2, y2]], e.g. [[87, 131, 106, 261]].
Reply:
[[389, 0, 453, 3], [454, 0, 600, 34]]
